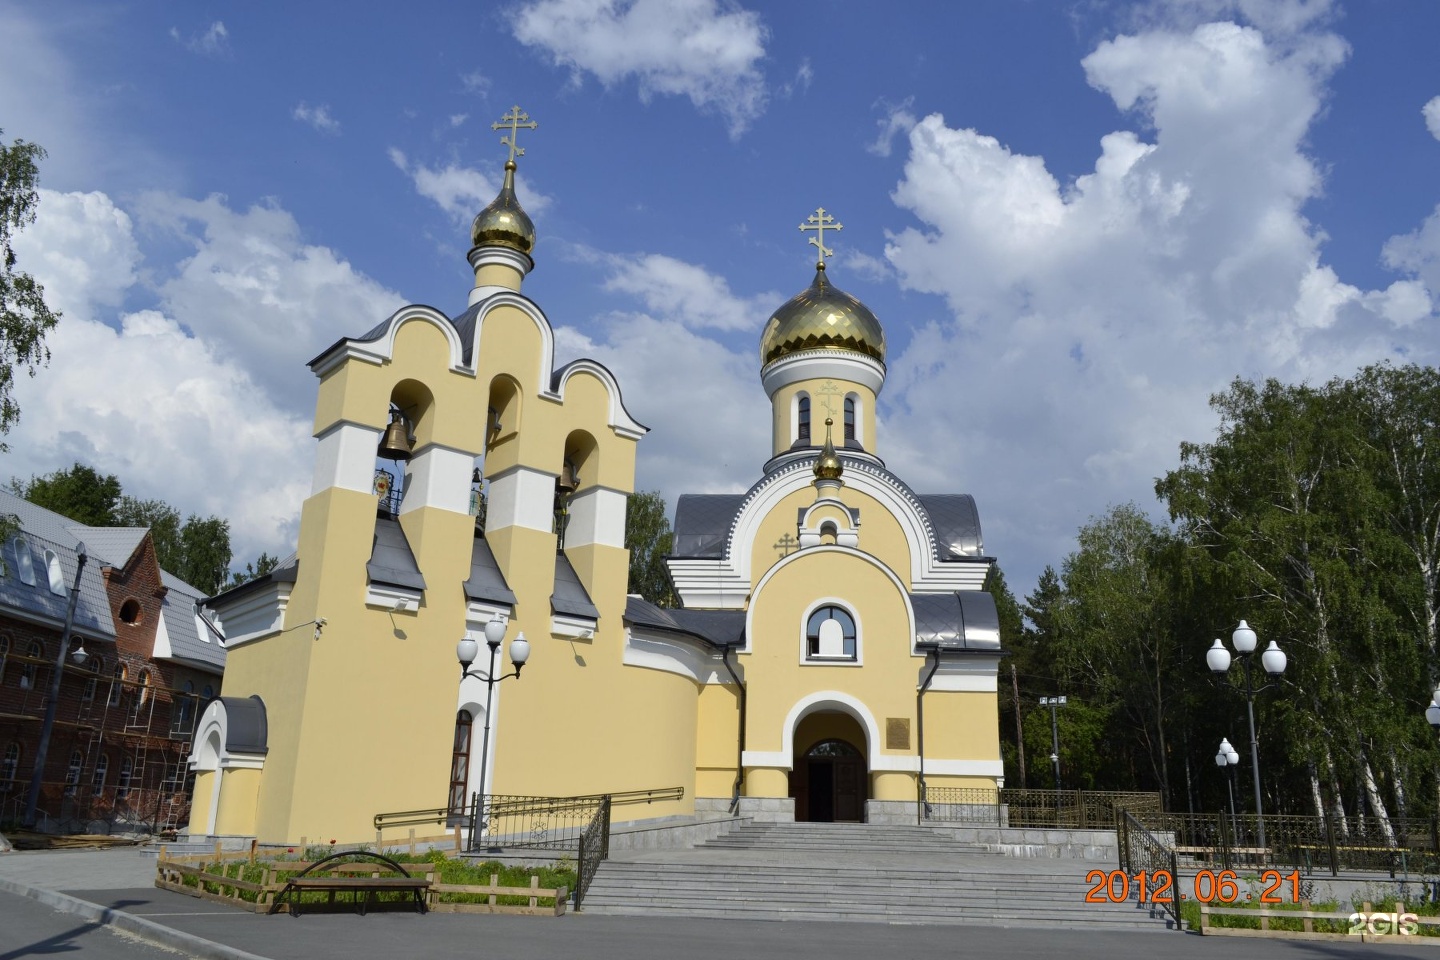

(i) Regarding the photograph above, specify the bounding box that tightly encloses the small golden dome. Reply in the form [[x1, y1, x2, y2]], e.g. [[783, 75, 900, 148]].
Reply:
[[471, 161, 535, 255], [760, 263, 886, 366], [814, 418, 844, 483]]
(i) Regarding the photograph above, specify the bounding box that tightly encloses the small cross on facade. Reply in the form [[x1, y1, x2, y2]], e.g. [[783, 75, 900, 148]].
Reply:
[[799, 207, 843, 266], [814, 379, 844, 418], [773, 533, 799, 558], [493, 106, 538, 164]]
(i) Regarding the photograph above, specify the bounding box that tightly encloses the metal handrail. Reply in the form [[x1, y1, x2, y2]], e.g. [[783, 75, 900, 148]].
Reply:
[[1120, 809, 1181, 930]]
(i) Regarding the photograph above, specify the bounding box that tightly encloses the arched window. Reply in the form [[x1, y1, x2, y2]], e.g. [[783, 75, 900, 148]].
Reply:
[[202, 684, 214, 700], [92, 754, 109, 796], [174, 680, 196, 736], [844, 397, 856, 443], [43, 550, 65, 596], [806, 739, 861, 758], [64, 750, 83, 797], [1, 743, 19, 790], [797, 395, 811, 443], [80, 657, 102, 703], [448, 710, 474, 816], [20, 641, 42, 690], [117, 757, 133, 800], [109, 664, 127, 707], [806, 605, 857, 661], [0, 637, 8, 684], [129, 670, 152, 724], [11, 537, 35, 586]]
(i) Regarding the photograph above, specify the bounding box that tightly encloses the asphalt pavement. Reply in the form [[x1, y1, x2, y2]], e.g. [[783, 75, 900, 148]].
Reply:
[[2, 846, 1439, 960]]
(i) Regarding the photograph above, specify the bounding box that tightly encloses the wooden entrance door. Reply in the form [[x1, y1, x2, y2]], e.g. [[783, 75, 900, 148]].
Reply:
[[797, 739, 866, 822]]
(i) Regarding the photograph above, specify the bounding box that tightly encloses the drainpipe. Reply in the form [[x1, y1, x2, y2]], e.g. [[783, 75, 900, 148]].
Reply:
[[916, 647, 942, 825], [718, 644, 746, 814]]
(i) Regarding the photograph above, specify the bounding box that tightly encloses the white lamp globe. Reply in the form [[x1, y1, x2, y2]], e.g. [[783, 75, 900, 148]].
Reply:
[[1428, 701, 1440, 728], [1232, 620, 1257, 654], [1260, 640, 1286, 675], [1206, 639, 1232, 674], [483, 616, 507, 646], [1215, 750, 1227, 767], [1225, 745, 1239, 765], [456, 637, 479, 669], [509, 633, 530, 667]]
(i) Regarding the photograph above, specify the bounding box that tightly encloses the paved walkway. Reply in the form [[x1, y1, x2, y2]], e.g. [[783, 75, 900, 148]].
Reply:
[[1, 846, 1436, 960]]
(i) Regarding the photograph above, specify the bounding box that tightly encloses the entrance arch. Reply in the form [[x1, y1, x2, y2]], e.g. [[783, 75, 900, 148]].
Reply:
[[790, 712, 868, 822]]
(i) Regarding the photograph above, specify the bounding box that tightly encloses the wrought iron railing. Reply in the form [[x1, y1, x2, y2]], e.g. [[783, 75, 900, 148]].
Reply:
[[1118, 810, 1181, 929], [1128, 812, 1440, 876], [922, 787, 1163, 828], [574, 795, 611, 911], [467, 786, 683, 853]]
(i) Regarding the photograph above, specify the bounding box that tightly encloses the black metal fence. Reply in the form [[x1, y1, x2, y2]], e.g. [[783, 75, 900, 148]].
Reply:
[[1118, 810, 1181, 929], [575, 796, 611, 911], [922, 787, 1163, 828], [1130, 811, 1440, 876]]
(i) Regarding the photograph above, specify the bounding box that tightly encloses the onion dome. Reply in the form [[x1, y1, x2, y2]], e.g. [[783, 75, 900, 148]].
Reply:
[[470, 160, 535, 255], [759, 263, 886, 365], [814, 418, 844, 484]]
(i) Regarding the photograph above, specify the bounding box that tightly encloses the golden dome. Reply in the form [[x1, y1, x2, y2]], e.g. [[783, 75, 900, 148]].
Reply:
[[814, 418, 844, 483], [760, 263, 885, 365], [471, 161, 535, 255]]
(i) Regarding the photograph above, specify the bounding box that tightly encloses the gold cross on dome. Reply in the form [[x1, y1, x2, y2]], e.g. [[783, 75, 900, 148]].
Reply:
[[493, 105, 538, 164], [799, 207, 842, 266]]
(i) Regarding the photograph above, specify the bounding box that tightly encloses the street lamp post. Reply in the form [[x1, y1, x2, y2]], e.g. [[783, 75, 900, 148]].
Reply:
[[1206, 620, 1286, 854], [1215, 737, 1240, 840], [456, 616, 529, 843], [1039, 696, 1067, 790], [22, 542, 89, 829]]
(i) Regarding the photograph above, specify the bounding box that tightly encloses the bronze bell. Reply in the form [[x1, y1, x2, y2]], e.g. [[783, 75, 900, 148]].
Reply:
[[556, 459, 579, 495], [378, 410, 414, 462]]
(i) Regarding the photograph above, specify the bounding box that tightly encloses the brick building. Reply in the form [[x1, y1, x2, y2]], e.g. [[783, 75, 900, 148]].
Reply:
[[0, 491, 224, 834]]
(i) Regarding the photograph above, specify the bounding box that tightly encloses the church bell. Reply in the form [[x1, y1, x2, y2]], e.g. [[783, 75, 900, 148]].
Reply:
[[556, 459, 579, 495], [378, 408, 414, 462]]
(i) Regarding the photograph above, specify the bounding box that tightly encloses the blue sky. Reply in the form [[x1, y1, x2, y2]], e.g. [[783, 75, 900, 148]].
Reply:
[[3, 0, 1439, 602]]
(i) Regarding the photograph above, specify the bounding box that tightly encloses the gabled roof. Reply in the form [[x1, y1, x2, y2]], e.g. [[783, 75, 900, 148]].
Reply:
[[0, 527, 113, 641], [66, 525, 148, 568], [551, 553, 599, 620], [671, 494, 747, 559]]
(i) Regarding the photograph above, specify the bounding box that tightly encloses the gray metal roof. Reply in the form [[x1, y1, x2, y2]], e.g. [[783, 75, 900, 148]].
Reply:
[[917, 495, 984, 558], [624, 597, 745, 647], [159, 572, 225, 672], [551, 553, 599, 620], [0, 491, 118, 641], [366, 517, 427, 591], [67, 525, 148, 568], [449, 301, 483, 367], [463, 537, 516, 606], [912, 591, 1001, 651], [219, 695, 268, 755], [671, 495, 746, 559]]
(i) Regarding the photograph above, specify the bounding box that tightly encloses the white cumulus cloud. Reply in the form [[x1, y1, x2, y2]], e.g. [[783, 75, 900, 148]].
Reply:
[[509, 0, 769, 137], [293, 102, 341, 135], [170, 21, 229, 57], [1425, 95, 1440, 141], [389, 148, 551, 223]]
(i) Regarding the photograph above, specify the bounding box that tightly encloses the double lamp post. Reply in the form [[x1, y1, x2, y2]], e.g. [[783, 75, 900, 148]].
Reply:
[[456, 616, 529, 836], [1206, 620, 1287, 851]]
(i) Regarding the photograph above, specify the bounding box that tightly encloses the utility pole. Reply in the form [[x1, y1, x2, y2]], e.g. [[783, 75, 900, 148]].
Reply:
[[1010, 664, 1026, 788]]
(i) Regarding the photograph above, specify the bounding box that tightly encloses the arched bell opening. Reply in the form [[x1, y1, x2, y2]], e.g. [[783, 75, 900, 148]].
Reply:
[[375, 379, 436, 515], [555, 429, 598, 549], [789, 712, 868, 823]]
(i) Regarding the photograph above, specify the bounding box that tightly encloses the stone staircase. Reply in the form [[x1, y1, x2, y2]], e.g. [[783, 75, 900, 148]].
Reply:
[[581, 820, 1173, 929]]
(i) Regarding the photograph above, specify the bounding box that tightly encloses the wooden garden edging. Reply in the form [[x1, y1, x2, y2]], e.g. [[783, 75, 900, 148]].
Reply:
[[1200, 901, 1440, 943], [155, 848, 567, 917]]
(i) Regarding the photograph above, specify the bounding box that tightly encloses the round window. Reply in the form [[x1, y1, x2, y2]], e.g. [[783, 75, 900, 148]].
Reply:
[[119, 599, 143, 625]]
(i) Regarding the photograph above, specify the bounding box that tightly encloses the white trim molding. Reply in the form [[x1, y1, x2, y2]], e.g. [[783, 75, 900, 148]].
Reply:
[[310, 305, 473, 379], [927, 654, 1002, 692], [204, 581, 292, 651], [486, 464, 558, 533], [551, 613, 598, 640], [366, 583, 422, 614], [760, 350, 885, 399], [311, 421, 384, 496], [622, 627, 729, 684]]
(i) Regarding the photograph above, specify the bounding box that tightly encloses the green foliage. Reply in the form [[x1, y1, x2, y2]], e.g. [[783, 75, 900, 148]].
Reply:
[[229, 551, 280, 588], [625, 490, 676, 607], [12, 463, 122, 526], [0, 130, 59, 447]]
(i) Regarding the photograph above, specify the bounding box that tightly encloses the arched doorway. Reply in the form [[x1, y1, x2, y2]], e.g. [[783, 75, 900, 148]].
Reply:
[[790, 711, 868, 822]]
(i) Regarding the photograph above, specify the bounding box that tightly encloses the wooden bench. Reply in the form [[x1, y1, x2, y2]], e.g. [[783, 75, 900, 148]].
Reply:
[[268, 852, 432, 917]]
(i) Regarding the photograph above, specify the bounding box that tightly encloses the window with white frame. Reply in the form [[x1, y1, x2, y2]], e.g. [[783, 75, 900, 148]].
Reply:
[[1, 742, 19, 791], [92, 754, 109, 796], [805, 605, 857, 661], [64, 750, 83, 797]]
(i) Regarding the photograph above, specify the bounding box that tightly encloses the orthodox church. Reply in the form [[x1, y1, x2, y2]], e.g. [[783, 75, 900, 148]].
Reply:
[[187, 109, 1004, 844]]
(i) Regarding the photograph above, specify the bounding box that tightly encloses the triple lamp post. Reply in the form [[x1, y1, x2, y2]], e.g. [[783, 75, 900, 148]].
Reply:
[[1215, 737, 1240, 837], [456, 616, 529, 835], [1206, 619, 1286, 852]]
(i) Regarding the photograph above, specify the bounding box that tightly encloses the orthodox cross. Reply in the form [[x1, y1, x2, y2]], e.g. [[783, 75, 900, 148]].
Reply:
[[773, 533, 799, 558], [493, 105, 538, 164], [799, 207, 842, 266], [814, 380, 844, 418]]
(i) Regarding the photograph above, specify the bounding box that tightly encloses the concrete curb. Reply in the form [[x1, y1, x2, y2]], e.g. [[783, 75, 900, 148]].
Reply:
[[0, 877, 274, 960]]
